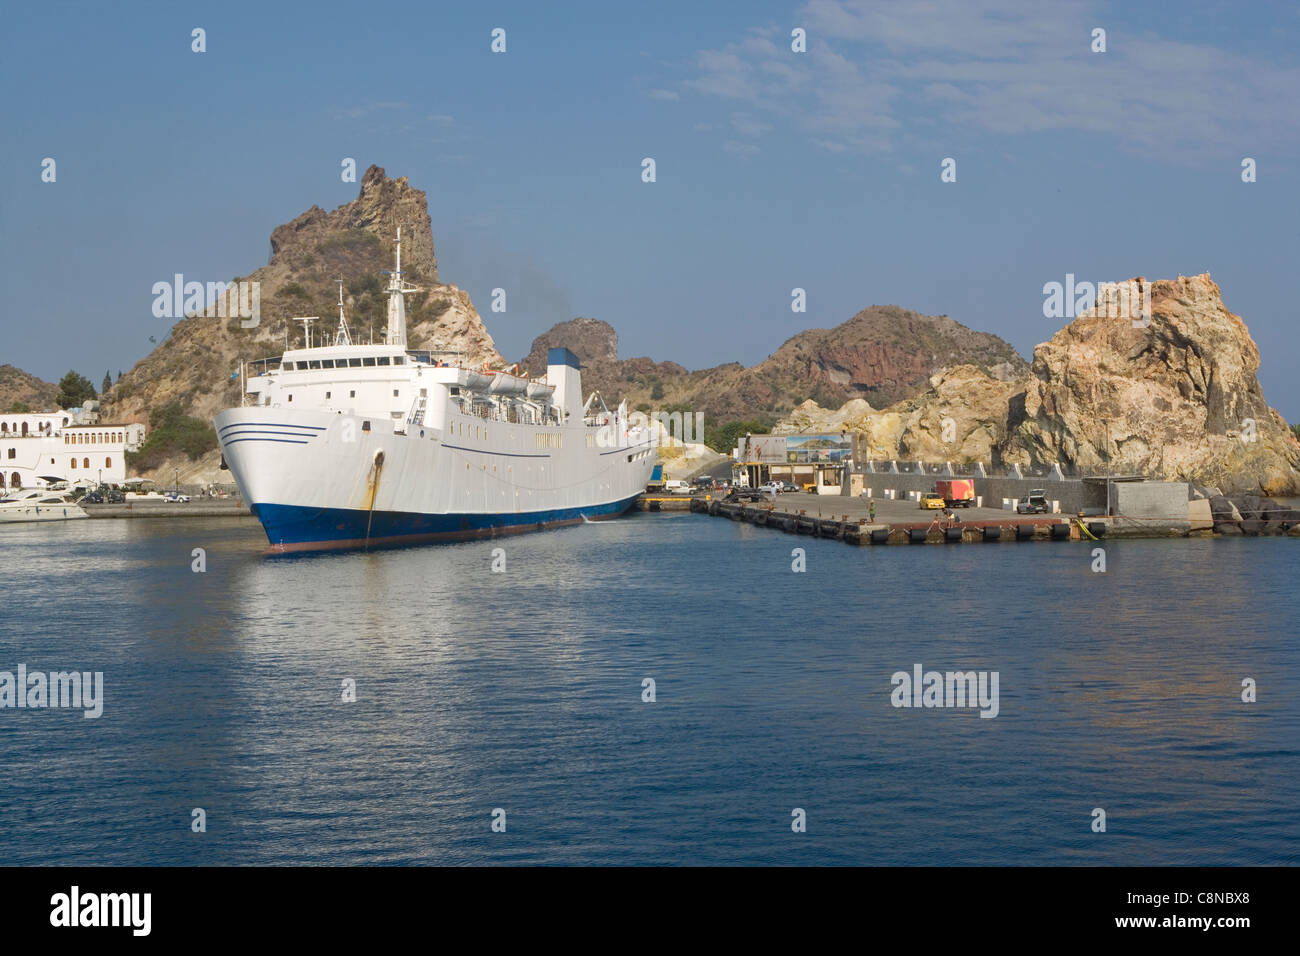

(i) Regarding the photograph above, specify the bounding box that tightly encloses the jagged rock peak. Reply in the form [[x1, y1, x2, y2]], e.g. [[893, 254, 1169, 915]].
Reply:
[[269, 164, 437, 283]]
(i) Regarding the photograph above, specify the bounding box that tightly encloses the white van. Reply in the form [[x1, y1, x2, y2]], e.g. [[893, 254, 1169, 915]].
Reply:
[[664, 479, 691, 494]]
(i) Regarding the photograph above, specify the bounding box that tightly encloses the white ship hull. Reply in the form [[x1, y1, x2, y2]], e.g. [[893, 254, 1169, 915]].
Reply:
[[215, 406, 655, 551]]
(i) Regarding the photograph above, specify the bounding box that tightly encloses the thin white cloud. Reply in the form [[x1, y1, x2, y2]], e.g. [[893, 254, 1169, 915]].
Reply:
[[679, 0, 1300, 159], [648, 88, 680, 101]]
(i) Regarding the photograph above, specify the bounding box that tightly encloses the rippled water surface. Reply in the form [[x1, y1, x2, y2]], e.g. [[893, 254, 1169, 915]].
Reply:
[[1, 513, 1296, 865]]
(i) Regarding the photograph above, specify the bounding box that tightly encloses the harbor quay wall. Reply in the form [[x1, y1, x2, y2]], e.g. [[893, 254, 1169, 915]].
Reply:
[[846, 473, 1112, 513]]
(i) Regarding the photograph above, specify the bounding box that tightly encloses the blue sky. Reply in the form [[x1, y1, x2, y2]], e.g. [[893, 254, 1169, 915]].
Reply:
[[3, 0, 1299, 416]]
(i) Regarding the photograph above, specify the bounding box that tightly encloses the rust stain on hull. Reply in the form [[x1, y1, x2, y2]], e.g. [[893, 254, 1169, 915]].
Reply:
[[361, 450, 385, 512]]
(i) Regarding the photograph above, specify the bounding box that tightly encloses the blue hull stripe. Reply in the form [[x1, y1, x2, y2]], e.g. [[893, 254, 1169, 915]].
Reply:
[[221, 429, 320, 439], [224, 437, 311, 445], [252, 494, 641, 551], [440, 443, 550, 458], [218, 422, 326, 436]]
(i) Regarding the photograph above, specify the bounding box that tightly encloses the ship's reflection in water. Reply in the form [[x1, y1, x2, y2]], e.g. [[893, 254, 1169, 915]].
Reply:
[[1, 516, 1296, 864]]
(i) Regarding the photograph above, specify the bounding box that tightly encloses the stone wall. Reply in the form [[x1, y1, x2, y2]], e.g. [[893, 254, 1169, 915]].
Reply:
[[845, 470, 1163, 515]]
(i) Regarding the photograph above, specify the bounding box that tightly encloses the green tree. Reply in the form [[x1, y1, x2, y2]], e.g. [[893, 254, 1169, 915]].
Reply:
[[56, 371, 97, 409], [650, 381, 665, 401], [1292, 422, 1300, 441], [6, 401, 31, 414], [124, 401, 218, 471], [102, 371, 112, 394], [705, 417, 775, 454]]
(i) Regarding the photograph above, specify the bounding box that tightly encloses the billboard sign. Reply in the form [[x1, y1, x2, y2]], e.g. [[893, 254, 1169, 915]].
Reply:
[[785, 434, 852, 463]]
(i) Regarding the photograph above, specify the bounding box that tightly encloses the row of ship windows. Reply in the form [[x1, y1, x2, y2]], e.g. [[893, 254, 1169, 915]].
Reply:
[[287, 389, 400, 403], [287, 356, 405, 371], [536, 433, 563, 449]]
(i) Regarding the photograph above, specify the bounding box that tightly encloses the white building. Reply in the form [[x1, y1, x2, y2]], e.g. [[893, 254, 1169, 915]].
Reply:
[[1, 405, 144, 491]]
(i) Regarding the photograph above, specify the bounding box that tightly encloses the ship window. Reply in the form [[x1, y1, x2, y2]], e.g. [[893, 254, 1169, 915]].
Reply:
[[363, 357, 377, 367], [325, 392, 331, 399], [349, 358, 362, 368], [393, 356, 405, 365], [288, 395, 293, 402], [321, 360, 335, 369], [393, 389, 399, 397], [450, 387, 460, 396], [297, 362, 309, 370], [309, 360, 322, 370], [378, 356, 391, 366], [349, 390, 355, 398]]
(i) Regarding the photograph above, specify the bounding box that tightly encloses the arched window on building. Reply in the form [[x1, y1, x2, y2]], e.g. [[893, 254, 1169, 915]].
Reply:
[[20, 422, 28, 436], [10, 472, 19, 488], [70, 459, 77, 469], [105, 457, 112, 468], [83, 457, 90, 469]]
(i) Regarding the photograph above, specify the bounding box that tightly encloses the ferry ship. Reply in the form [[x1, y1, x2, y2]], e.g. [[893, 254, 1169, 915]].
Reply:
[[214, 231, 656, 551]]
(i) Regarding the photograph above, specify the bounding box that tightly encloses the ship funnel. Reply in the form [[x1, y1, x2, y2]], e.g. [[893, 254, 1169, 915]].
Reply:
[[547, 348, 584, 422]]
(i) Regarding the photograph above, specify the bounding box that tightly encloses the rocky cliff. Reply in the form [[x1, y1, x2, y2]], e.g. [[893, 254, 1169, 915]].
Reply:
[[773, 275, 1300, 495], [103, 166, 501, 481], [0, 365, 58, 412], [1004, 273, 1299, 494], [519, 306, 1027, 424]]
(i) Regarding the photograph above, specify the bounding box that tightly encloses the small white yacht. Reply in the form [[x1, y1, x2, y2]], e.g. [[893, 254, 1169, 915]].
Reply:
[[0, 489, 89, 523]]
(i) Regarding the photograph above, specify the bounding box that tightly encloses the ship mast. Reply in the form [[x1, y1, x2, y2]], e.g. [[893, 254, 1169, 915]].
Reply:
[[384, 226, 420, 348], [333, 279, 353, 346]]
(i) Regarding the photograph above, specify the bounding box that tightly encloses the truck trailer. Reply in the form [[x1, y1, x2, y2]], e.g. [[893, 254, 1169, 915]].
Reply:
[[934, 479, 975, 508]]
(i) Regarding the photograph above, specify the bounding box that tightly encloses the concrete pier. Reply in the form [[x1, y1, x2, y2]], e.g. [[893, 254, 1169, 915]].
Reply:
[[80, 500, 253, 518], [687, 492, 1111, 544]]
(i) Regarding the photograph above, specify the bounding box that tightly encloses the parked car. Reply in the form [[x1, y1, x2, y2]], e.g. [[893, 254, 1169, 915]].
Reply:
[[759, 481, 783, 494], [779, 481, 799, 493], [692, 476, 717, 490], [663, 480, 691, 494], [920, 492, 946, 509], [164, 492, 191, 503], [1016, 491, 1049, 514]]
